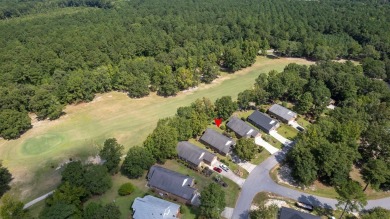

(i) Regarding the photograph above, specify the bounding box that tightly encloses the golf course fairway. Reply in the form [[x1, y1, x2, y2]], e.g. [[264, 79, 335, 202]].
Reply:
[[0, 56, 313, 201]]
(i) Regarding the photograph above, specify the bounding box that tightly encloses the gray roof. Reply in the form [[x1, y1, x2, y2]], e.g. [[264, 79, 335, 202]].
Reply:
[[147, 166, 197, 201], [279, 207, 321, 219], [132, 195, 180, 219], [177, 141, 216, 166], [248, 110, 279, 132], [269, 104, 297, 121], [199, 128, 235, 154], [226, 117, 259, 138]]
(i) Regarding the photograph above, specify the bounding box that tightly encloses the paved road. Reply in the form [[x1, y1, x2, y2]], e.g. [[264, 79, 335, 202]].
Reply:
[[232, 145, 390, 219], [23, 190, 54, 209]]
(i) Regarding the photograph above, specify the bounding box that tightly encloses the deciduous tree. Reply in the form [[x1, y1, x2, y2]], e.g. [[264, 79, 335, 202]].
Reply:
[[83, 165, 112, 195], [121, 146, 155, 178], [336, 180, 367, 219], [0, 109, 31, 140], [199, 183, 226, 219], [143, 124, 178, 163], [215, 96, 238, 120], [99, 138, 124, 174], [362, 158, 389, 191], [0, 193, 29, 219], [234, 138, 259, 161], [0, 163, 12, 198]]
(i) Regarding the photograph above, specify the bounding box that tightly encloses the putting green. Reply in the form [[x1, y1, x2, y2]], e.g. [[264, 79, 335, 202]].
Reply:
[[21, 134, 65, 155], [0, 56, 313, 201]]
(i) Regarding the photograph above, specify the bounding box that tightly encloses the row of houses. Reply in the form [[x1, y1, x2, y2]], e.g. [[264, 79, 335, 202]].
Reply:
[[177, 104, 298, 161], [247, 104, 298, 134], [130, 104, 309, 218]]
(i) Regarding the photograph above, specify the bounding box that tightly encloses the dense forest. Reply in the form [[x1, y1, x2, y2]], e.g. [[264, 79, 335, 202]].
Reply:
[[1, 0, 390, 139], [235, 59, 390, 191]]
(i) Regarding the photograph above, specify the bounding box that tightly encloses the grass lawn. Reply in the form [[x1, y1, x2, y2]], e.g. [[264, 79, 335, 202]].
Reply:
[[296, 116, 311, 129], [232, 110, 254, 119], [277, 124, 299, 140], [0, 56, 314, 202], [85, 174, 150, 219], [262, 134, 283, 149], [250, 150, 271, 165]]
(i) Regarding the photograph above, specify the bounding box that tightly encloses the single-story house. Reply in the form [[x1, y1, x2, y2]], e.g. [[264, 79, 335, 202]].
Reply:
[[147, 165, 200, 205], [132, 195, 180, 219], [226, 117, 260, 138], [177, 141, 217, 169], [199, 128, 236, 156], [279, 207, 321, 219], [247, 110, 280, 134], [268, 104, 297, 124]]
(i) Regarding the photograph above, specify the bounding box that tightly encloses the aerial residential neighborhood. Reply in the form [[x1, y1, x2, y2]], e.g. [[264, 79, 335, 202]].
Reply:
[[0, 0, 389, 219]]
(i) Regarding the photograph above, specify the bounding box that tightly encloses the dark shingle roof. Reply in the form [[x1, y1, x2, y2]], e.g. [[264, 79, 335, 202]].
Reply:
[[177, 141, 216, 166], [226, 117, 259, 138], [199, 128, 235, 154], [269, 104, 297, 121], [147, 166, 197, 201], [279, 207, 321, 219], [248, 110, 279, 132]]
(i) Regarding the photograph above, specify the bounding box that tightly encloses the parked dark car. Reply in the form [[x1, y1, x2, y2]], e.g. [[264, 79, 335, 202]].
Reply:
[[213, 167, 222, 173], [297, 126, 305, 132], [295, 201, 314, 211]]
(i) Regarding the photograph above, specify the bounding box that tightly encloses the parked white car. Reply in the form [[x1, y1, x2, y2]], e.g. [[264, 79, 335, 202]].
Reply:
[[219, 164, 229, 172]]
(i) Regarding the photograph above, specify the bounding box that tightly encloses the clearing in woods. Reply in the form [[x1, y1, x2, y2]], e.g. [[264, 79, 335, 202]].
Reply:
[[0, 56, 313, 201]]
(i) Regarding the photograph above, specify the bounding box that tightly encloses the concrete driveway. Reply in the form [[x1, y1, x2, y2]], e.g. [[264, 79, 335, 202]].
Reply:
[[238, 162, 257, 173], [211, 161, 245, 187], [289, 121, 306, 132], [254, 136, 279, 154], [270, 130, 292, 146]]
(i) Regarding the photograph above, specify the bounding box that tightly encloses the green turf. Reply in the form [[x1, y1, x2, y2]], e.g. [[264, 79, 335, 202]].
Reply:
[[296, 116, 311, 128], [277, 124, 299, 140], [250, 150, 271, 165], [0, 57, 313, 201]]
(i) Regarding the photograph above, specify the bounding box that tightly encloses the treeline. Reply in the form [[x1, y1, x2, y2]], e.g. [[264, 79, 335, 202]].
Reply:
[[0, 0, 113, 19], [1, 0, 390, 139]]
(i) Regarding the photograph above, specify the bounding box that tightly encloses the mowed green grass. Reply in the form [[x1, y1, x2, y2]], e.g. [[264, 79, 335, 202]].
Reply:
[[0, 57, 313, 201]]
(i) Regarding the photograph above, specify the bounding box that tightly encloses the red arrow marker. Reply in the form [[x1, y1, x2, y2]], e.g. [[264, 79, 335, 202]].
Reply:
[[214, 118, 223, 128]]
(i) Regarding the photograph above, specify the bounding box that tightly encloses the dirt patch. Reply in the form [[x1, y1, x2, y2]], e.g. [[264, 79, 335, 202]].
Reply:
[[276, 165, 316, 191], [86, 155, 103, 165], [276, 165, 300, 187], [265, 199, 289, 208]]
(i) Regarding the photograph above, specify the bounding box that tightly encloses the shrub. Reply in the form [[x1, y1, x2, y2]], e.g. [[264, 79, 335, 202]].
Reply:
[[220, 124, 226, 130], [118, 183, 135, 196], [180, 205, 189, 214]]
